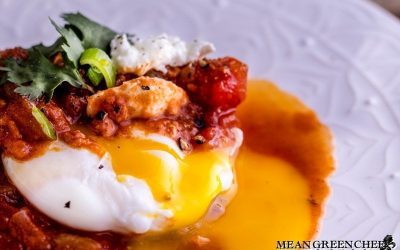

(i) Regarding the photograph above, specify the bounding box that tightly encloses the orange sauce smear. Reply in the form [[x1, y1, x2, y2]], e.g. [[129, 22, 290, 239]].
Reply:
[[128, 80, 334, 249]]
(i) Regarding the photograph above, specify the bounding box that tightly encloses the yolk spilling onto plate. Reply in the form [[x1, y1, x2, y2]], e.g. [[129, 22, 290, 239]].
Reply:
[[95, 136, 233, 230], [126, 80, 334, 249], [196, 148, 312, 249]]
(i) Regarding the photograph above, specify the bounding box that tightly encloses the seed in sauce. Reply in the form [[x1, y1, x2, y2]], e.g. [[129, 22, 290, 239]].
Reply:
[[193, 135, 206, 144], [199, 59, 209, 68], [96, 111, 107, 120], [178, 137, 191, 151]]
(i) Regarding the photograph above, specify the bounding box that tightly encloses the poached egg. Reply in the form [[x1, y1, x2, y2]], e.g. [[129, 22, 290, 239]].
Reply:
[[3, 129, 242, 234]]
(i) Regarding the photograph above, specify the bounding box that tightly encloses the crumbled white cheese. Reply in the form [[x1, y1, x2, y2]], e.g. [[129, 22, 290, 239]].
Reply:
[[110, 33, 215, 75]]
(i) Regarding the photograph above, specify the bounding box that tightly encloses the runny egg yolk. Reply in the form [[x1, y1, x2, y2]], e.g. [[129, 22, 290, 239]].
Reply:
[[94, 136, 233, 230], [127, 80, 333, 249]]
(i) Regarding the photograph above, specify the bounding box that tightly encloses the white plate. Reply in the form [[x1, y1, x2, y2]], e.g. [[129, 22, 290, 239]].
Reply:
[[1, 0, 399, 241]]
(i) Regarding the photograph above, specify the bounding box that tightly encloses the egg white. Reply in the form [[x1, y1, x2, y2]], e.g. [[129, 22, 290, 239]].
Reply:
[[3, 140, 173, 233]]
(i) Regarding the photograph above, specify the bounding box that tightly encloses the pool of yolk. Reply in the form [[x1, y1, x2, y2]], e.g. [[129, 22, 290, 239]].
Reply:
[[127, 80, 333, 249]]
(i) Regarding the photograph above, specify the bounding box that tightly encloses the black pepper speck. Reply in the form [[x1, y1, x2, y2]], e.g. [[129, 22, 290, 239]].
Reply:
[[141, 85, 150, 91]]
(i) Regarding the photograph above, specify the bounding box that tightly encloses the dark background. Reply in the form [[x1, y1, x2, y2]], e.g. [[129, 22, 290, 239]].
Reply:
[[373, 0, 400, 16]]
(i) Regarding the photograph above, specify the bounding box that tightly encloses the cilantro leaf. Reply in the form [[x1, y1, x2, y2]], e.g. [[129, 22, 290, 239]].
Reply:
[[32, 13, 116, 61], [50, 19, 84, 67], [0, 68, 8, 85], [4, 49, 83, 100], [0, 12, 116, 100], [32, 37, 64, 58], [62, 12, 117, 51]]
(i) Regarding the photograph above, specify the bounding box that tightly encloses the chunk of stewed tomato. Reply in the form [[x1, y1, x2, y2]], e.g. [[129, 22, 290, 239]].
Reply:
[[177, 57, 247, 111]]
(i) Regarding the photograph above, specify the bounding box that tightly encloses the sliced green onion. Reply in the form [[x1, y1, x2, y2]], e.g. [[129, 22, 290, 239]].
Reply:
[[87, 67, 103, 86], [31, 105, 56, 140], [80, 48, 116, 88], [0, 66, 10, 71]]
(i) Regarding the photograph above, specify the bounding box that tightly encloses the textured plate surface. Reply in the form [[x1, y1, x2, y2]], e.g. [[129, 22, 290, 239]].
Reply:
[[1, 0, 399, 240]]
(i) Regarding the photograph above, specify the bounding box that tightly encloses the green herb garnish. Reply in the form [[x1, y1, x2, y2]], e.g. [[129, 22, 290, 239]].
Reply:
[[62, 13, 117, 51], [0, 12, 117, 100], [80, 48, 116, 88], [34, 13, 116, 58], [51, 19, 84, 67], [87, 67, 103, 86], [31, 105, 56, 140], [5, 49, 82, 100]]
